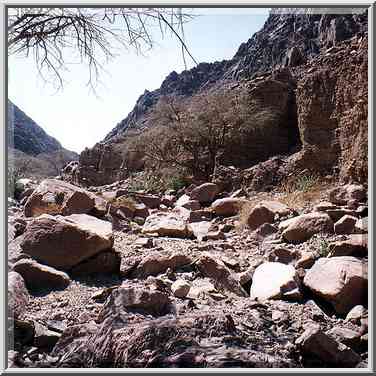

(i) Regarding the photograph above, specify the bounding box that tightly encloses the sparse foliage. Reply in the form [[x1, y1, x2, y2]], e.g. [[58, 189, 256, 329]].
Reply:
[[54, 191, 66, 205], [8, 158, 31, 197], [131, 88, 277, 180], [318, 238, 330, 257], [127, 169, 187, 193], [8, 7, 196, 89], [280, 171, 319, 194]]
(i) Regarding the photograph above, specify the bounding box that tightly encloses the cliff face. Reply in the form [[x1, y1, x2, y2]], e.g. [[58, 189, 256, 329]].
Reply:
[[75, 8, 368, 187], [293, 34, 368, 183]]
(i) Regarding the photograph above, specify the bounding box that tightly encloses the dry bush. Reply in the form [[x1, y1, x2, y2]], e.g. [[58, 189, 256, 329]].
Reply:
[[110, 196, 138, 210], [277, 172, 331, 210], [127, 168, 187, 193], [237, 172, 333, 230], [131, 87, 279, 181], [8, 8, 196, 90]]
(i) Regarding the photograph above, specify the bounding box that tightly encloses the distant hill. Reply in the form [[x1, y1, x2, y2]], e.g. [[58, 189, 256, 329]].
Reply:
[[8, 100, 78, 178]]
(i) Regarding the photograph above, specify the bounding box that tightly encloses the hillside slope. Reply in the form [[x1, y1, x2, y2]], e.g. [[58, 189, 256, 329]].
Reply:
[[104, 9, 366, 142], [8, 101, 78, 178], [73, 8, 367, 187]]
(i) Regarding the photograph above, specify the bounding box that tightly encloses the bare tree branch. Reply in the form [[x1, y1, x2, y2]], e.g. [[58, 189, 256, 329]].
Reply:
[[8, 8, 197, 90]]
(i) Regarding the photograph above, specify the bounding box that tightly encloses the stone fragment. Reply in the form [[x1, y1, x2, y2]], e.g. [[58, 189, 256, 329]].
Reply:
[[8, 272, 29, 320], [196, 253, 247, 297], [328, 184, 367, 205], [296, 324, 361, 367], [247, 201, 292, 230], [171, 279, 191, 298], [190, 183, 219, 204], [98, 287, 171, 319], [211, 198, 246, 216], [334, 215, 357, 235], [142, 212, 190, 238], [328, 235, 367, 257]]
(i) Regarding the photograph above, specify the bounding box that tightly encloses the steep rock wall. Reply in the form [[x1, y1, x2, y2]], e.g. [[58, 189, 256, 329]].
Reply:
[[294, 34, 367, 183]]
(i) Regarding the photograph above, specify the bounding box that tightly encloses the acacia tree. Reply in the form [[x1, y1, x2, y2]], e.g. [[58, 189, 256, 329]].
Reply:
[[132, 90, 248, 179], [8, 7, 196, 89], [132, 86, 282, 180]]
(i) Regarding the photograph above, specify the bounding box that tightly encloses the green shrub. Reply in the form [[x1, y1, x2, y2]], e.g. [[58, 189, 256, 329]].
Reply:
[[54, 191, 65, 205], [295, 174, 319, 193], [318, 238, 330, 257], [166, 175, 186, 191]]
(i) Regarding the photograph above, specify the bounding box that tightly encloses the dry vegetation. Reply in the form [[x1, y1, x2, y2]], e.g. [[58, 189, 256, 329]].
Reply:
[[237, 172, 334, 229], [130, 87, 280, 181], [277, 172, 333, 210]]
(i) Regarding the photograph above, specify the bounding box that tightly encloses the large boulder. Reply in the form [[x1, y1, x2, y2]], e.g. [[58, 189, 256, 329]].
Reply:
[[13, 259, 71, 290], [8, 272, 29, 320], [296, 324, 361, 367], [51, 310, 296, 368], [24, 179, 95, 218], [279, 212, 333, 243], [70, 250, 121, 276], [303, 257, 368, 315], [189, 183, 219, 204], [250, 262, 302, 301], [328, 184, 367, 205], [20, 214, 113, 270], [211, 198, 246, 216], [247, 201, 293, 230], [142, 212, 190, 238]]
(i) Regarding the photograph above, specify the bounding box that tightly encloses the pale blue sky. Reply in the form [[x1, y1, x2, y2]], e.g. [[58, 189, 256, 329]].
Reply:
[[8, 8, 269, 153]]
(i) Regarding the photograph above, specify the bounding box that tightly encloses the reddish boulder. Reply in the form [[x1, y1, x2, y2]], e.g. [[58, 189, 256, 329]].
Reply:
[[20, 214, 113, 270]]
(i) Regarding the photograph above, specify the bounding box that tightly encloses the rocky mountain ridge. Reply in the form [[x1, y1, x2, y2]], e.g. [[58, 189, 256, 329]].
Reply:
[[103, 8, 367, 142], [73, 9, 368, 188], [8, 101, 78, 179], [7, 8, 369, 370]]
